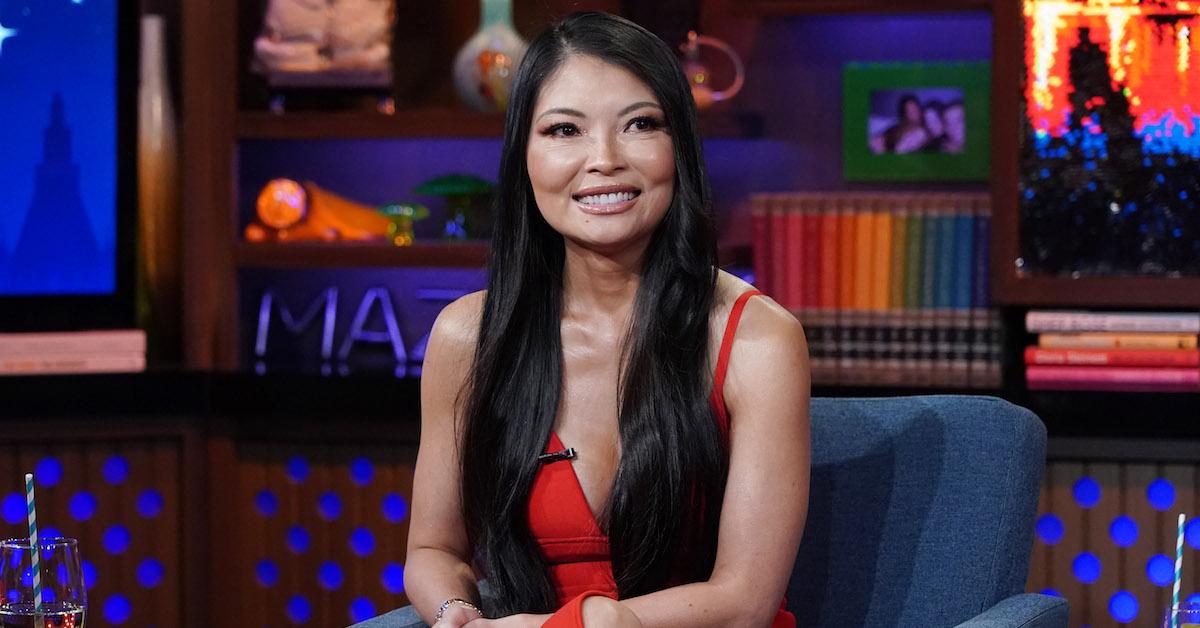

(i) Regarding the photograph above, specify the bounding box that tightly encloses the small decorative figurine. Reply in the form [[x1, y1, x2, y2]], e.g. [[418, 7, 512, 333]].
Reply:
[[246, 179, 394, 242], [413, 174, 497, 240], [378, 203, 430, 247]]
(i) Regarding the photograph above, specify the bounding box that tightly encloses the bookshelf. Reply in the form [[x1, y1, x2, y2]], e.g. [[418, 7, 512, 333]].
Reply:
[[164, 3, 1200, 628], [180, 0, 1199, 381], [180, 0, 646, 369], [180, 0, 1008, 372]]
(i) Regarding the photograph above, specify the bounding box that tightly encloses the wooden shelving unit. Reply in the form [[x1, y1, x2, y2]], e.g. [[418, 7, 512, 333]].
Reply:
[[993, 276, 1200, 308], [237, 109, 764, 140], [171, 4, 1200, 627]]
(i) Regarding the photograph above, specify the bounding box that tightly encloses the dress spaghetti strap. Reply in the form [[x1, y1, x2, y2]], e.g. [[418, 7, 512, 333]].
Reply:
[[711, 289, 764, 434]]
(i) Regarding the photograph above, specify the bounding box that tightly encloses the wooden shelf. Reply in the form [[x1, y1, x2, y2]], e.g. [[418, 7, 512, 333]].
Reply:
[[237, 241, 751, 270], [238, 109, 502, 139], [738, 0, 991, 14], [237, 109, 764, 140], [993, 275, 1200, 308], [236, 241, 488, 268]]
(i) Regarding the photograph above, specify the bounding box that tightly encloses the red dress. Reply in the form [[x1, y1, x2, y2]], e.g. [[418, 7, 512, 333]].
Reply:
[[526, 289, 796, 627]]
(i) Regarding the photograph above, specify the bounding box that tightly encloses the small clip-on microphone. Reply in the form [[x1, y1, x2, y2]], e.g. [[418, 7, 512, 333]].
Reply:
[[538, 448, 577, 464]]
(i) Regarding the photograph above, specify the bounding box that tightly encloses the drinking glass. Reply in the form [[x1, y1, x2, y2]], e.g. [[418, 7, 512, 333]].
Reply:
[[1164, 602, 1200, 628], [0, 537, 86, 627]]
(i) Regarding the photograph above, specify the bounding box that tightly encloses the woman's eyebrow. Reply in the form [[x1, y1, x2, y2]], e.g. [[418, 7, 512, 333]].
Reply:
[[536, 107, 585, 120], [535, 101, 662, 121], [618, 101, 661, 116]]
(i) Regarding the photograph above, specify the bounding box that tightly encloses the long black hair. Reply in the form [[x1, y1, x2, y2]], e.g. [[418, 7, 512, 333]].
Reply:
[[459, 12, 723, 615]]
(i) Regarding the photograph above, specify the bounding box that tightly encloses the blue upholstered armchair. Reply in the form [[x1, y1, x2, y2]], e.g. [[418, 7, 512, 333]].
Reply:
[[789, 395, 1064, 628], [353, 395, 1066, 628]]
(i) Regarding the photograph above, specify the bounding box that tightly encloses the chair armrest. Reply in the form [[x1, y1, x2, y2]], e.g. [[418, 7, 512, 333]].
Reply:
[[953, 594, 1068, 628], [347, 605, 427, 628]]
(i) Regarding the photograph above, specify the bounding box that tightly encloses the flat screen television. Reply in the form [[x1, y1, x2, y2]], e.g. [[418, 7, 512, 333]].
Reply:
[[0, 0, 137, 330]]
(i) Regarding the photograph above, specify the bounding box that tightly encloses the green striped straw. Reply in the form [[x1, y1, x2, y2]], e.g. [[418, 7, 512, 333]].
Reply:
[[24, 473, 45, 628], [1174, 512, 1186, 628]]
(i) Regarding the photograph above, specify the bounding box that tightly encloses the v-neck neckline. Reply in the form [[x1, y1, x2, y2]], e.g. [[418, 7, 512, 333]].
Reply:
[[548, 430, 606, 530], [538, 288, 756, 533]]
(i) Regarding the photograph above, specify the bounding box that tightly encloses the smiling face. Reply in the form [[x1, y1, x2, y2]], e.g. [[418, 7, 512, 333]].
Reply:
[[923, 106, 944, 136], [943, 104, 965, 144], [526, 54, 676, 257]]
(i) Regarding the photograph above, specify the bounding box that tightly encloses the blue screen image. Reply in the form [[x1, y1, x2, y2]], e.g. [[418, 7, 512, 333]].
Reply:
[[0, 0, 117, 295]]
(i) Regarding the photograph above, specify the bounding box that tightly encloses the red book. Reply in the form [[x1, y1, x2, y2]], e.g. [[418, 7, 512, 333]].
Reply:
[[0, 352, 146, 375], [818, 201, 839, 310], [771, 198, 789, 304], [0, 329, 146, 355], [1026, 365, 1200, 392], [752, 201, 770, 293], [802, 207, 822, 309], [786, 202, 804, 310], [1025, 347, 1200, 368]]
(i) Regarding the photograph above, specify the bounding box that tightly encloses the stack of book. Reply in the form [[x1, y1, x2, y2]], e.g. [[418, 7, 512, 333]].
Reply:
[[1024, 310, 1200, 392], [750, 192, 1001, 389], [0, 329, 147, 376]]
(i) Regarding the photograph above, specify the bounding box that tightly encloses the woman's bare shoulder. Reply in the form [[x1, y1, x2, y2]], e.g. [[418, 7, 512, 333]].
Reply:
[[714, 270, 799, 334], [714, 270, 806, 362], [715, 273, 810, 429], [427, 290, 486, 362]]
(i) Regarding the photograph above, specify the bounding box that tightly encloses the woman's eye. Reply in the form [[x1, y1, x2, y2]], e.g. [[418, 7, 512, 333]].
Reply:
[[627, 116, 664, 132], [544, 123, 580, 137]]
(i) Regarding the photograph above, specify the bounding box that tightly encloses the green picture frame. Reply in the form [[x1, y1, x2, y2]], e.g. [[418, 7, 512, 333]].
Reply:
[[842, 61, 991, 181]]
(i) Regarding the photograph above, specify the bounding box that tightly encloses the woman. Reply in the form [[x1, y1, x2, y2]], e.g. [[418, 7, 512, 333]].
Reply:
[[405, 12, 810, 628], [882, 94, 929, 154], [919, 100, 947, 153], [940, 101, 966, 153]]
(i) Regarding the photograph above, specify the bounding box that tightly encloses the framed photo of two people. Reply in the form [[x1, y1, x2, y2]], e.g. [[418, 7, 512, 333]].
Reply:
[[843, 61, 991, 182]]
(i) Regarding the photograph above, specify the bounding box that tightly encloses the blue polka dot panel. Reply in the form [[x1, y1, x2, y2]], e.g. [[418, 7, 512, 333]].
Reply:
[[0, 440, 183, 627], [36, 457, 64, 488], [69, 491, 98, 521], [1072, 552, 1101, 584], [1109, 591, 1139, 623], [1031, 462, 1200, 627], [350, 597, 377, 624], [1073, 477, 1101, 509], [255, 489, 279, 517], [351, 458, 374, 486], [1146, 554, 1175, 587], [237, 442, 416, 626], [1036, 513, 1064, 545], [287, 594, 313, 624], [1109, 516, 1138, 548], [137, 558, 164, 589]]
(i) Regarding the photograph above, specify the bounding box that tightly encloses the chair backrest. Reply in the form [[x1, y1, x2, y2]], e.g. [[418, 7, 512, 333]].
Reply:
[[787, 395, 1045, 628]]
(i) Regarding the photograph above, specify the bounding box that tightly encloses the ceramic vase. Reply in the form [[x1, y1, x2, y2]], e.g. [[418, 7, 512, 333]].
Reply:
[[452, 0, 527, 112], [137, 15, 181, 362]]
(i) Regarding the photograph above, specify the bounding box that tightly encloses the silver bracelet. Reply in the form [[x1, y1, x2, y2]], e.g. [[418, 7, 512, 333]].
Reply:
[[435, 598, 483, 621]]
